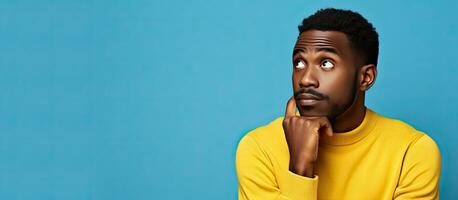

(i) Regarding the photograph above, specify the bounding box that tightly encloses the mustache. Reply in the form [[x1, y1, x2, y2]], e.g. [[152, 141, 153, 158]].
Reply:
[[294, 88, 329, 100]]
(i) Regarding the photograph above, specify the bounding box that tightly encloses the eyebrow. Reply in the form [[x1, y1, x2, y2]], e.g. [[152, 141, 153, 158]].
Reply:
[[293, 47, 340, 56]]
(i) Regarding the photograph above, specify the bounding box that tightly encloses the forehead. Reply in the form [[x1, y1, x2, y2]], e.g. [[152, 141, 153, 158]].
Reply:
[[294, 30, 352, 56]]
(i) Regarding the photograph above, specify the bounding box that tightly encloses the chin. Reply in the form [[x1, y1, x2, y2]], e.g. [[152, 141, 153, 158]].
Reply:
[[298, 107, 330, 118]]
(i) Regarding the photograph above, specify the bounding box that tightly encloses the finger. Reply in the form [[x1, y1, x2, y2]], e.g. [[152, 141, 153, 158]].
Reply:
[[318, 118, 334, 137], [284, 96, 297, 118]]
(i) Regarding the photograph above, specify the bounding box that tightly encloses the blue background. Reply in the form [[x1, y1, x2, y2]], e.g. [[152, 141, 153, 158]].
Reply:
[[0, 0, 457, 199]]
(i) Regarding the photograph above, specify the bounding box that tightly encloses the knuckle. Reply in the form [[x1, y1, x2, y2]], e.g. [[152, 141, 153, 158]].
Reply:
[[297, 118, 304, 125], [282, 119, 288, 127], [304, 120, 312, 126]]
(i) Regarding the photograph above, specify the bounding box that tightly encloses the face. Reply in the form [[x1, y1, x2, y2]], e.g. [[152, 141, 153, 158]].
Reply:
[[292, 30, 362, 120]]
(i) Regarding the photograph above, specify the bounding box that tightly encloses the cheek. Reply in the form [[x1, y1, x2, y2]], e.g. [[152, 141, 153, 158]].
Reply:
[[292, 73, 300, 90], [319, 72, 356, 102]]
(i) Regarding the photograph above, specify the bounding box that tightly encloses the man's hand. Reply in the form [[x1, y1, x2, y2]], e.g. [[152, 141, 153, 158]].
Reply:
[[282, 96, 333, 178]]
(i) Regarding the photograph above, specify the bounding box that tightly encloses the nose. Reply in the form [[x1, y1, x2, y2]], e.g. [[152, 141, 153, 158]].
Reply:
[[299, 66, 319, 88]]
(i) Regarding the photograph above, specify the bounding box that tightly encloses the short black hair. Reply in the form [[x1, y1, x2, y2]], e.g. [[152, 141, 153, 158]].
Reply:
[[298, 8, 379, 66]]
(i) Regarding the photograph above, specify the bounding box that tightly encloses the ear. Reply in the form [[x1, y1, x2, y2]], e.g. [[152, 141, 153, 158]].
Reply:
[[358, 64, 377, 91]]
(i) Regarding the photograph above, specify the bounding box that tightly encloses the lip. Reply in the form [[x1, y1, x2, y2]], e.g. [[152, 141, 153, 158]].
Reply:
[[297, 99, 321, 106], [296, 93, 321, 100], [296, 93, 322, 106]]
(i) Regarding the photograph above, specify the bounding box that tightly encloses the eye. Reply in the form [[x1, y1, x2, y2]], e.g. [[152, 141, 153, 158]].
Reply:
[[295, 60, 306, 69], [320, 60, 335, 69]]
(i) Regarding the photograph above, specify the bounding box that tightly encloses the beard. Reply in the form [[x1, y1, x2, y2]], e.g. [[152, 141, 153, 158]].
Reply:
[[327, 73, 359, 122], [296, 72, 360, 120]]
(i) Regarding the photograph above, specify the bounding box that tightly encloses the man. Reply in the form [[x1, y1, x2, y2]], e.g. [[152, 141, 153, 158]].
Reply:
[[235, 8, 441, 200]]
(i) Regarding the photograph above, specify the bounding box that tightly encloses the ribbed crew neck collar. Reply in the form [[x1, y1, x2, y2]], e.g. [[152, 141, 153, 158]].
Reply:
[[320, 108, 378, 146]]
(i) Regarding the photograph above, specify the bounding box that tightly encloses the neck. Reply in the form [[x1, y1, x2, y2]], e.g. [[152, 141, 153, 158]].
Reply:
[[331, 93, 366, 133]]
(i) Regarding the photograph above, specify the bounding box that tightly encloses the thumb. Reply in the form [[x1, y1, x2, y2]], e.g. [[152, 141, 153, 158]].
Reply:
[[284, 96, 297, 118]]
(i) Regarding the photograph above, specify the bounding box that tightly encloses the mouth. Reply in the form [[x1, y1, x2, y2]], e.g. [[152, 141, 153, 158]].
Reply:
[[295, 93, 322, 106]]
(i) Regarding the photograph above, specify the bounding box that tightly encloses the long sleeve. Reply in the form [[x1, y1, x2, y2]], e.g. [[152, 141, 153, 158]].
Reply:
[[394, 134, 442, 200], [235, 135, 318, 200]]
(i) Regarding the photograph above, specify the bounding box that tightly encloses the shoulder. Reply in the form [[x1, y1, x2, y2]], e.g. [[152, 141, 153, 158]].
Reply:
[[394, 128, 441, 198], [371, 110, 441, 159], [372, 111, 429, 144], [368, 112, 441, 198], [236, 115, 289, 165], [237, 115, 285, 148], [409, 132, 441, 160]]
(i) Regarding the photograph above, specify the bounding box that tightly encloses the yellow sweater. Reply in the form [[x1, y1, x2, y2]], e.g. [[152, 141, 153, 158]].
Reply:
[[236, 108, 441, 200]]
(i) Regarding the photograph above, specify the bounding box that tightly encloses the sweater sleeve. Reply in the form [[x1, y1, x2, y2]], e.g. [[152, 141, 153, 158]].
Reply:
[[394, 134, 442, 200], [236, 134, 318, 200]]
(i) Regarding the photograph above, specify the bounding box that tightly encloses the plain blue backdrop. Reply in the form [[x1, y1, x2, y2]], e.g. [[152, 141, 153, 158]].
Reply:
[[0, 0, 457, 199]]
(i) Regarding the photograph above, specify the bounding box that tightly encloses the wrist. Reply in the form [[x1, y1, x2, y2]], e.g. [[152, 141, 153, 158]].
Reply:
[[289, 161, 315, 178]]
